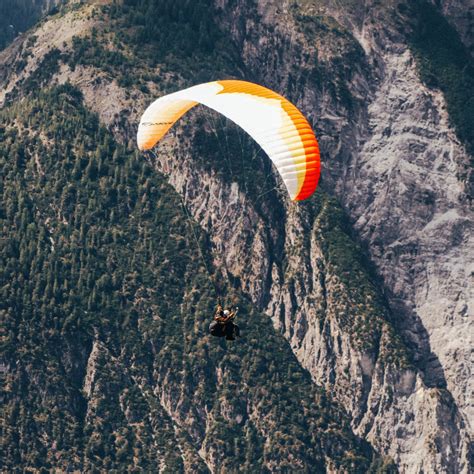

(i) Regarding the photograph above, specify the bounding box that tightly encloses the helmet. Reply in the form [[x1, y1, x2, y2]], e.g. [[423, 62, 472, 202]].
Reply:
[[224, 310, 230, 316]]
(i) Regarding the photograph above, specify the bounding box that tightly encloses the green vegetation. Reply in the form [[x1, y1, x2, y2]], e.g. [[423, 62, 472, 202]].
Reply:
[[4, 0, 242, 104], [408, 1, 474, 160], [314, 195, 411, 367], [67, 35, 130, 74], [107, 0, 240, 87], [1, 83, 192, 470], [1, 84, 377, 471], [289, 1, 366, 112]]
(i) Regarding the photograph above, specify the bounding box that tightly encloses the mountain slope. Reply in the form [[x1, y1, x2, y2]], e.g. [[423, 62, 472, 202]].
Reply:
[[1, 84, 378, 472], [0, 0, 472, 472]]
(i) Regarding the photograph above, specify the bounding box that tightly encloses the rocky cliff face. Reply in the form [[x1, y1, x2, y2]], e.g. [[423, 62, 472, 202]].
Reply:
[[169, 1, 472, 470], [155, 113, 469, 472], [184, 0, 472, 470], [1, 0, 472, 471]]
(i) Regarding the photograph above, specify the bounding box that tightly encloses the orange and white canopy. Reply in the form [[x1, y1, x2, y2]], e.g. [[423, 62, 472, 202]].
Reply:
[[137, 80, 320, 201]]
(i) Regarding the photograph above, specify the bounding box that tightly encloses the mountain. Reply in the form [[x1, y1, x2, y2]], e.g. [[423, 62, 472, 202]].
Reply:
[[1, 0, 472, 472]]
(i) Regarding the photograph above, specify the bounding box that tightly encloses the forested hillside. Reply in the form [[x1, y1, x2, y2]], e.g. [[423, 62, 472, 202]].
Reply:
[[1, 83, 383, 471]]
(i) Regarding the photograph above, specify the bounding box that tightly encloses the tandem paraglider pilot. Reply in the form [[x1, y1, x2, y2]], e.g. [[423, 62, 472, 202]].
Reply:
[[209, 300, 240, 341]]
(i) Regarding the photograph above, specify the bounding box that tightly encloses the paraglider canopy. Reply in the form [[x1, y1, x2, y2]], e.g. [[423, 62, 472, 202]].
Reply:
[[137, 80, 320, 201]]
